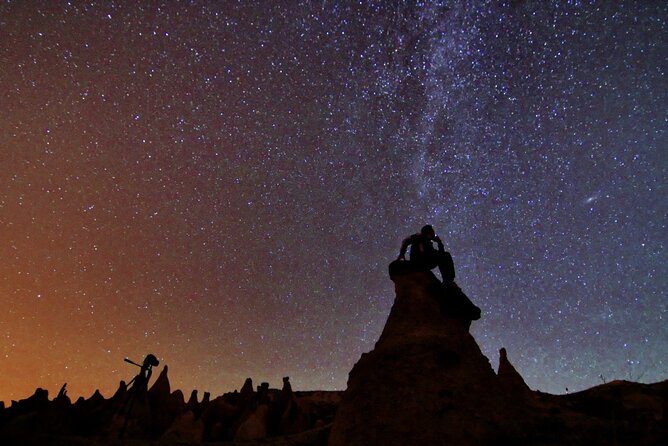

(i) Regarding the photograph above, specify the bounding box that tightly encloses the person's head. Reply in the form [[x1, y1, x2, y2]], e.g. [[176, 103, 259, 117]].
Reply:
[[420, 224, 435, 239]]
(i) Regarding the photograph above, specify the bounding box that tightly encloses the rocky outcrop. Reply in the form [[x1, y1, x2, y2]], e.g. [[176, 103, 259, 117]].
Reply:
[[235, 404, 269, 440], [147, 366, 183, 437], [160, 410, 204, 443], [148, 365, 171, 397], [498, 347, 531, 396], [329, 263, 505, 446]]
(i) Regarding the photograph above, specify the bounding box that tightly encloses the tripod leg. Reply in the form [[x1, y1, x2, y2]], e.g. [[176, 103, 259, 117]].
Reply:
[[119, 389, 136, 438]]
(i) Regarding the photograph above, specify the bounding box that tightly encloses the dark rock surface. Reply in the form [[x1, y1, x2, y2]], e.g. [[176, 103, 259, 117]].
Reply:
[[329, 264, 506, 446], [498, 347, 532, 396]]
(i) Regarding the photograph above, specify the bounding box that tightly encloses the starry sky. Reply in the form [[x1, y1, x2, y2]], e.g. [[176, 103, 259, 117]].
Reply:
[[1, 1, 666, 403]]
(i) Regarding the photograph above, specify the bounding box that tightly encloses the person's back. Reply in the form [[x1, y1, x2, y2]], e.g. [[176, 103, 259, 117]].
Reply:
[[406, 233, 437, 264], [398, 225, 455, 283]]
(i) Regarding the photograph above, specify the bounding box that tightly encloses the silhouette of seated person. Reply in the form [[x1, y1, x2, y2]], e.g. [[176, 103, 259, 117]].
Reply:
[[398, 224, 455, 284], [394, 225, 479, 321]]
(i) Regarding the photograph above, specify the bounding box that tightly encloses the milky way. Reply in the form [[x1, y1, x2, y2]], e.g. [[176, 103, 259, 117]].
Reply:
[[1, 1, 666, 402]]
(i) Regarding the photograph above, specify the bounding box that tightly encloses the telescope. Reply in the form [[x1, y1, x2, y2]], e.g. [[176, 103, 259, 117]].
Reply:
[[118, 353, 159, 439], [124, 354, 159, 369]]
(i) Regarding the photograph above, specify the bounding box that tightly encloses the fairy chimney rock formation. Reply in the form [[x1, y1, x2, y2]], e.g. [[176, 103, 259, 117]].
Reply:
[[498, 347, 532, 395], [149, 365, 171, 398], [328, 262, 505, 446]]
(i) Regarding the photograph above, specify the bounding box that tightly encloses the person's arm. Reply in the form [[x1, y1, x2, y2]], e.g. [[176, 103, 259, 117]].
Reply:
[[434, 235, 445, 252], [398, 236, 412, 260]]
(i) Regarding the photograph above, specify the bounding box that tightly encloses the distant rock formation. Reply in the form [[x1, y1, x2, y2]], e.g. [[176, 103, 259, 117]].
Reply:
[[0, 368, 341, 445], [147, 365, 183, 437], [328, 262, 668, 445], [497, 347, 531, 396]]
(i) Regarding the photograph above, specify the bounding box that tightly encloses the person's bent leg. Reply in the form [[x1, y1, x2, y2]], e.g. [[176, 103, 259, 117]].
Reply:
[[438, 251, 455, 283]]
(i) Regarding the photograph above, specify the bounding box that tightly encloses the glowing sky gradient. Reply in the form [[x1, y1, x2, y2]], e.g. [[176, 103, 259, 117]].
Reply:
[[1, 1, 666, 403]]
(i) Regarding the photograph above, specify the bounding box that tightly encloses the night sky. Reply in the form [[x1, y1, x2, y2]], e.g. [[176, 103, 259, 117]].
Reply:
[[1, 1, 666, 403]]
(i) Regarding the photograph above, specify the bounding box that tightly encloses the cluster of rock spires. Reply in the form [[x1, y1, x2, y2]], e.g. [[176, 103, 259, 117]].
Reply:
[[0, 371, 340, 445], [1, 263, 666, 445]]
